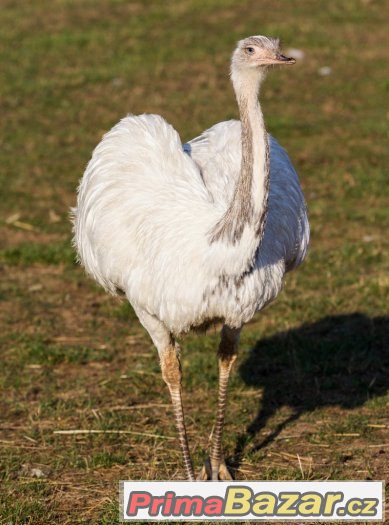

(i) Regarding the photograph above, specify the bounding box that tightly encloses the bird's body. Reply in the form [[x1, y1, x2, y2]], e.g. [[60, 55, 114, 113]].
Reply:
[[74, 117, 308, 334], [73, 35, 309, 481]]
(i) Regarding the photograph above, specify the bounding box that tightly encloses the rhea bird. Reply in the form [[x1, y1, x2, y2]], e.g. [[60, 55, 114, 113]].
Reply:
[[73, 35, 309, 481]]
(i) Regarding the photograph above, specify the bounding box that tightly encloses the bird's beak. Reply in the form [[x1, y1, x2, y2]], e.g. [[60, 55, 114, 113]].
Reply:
[[274, 54, 296, 65], [259, 53, 296, 66]]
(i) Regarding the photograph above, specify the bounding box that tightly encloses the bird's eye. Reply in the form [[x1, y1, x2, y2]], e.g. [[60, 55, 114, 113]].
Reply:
[[246, 47, 255, 54]]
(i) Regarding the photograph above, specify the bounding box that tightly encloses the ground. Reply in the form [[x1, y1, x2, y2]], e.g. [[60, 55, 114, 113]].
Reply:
[[0, 0, 388, 524]]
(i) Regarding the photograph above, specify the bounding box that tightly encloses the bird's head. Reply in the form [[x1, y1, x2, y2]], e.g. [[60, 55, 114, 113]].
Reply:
[[231, 35, 296, 73]]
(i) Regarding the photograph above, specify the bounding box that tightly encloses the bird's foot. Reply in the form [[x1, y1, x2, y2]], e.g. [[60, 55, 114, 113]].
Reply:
[[197, 457, 233, 481]]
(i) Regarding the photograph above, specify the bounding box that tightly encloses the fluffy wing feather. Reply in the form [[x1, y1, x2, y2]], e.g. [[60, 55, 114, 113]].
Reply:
[[73, 115, 266, 331], [74, 114, 308, 332]]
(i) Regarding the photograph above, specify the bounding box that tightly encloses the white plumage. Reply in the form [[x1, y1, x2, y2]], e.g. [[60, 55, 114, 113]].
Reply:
[[72, 35, 309, 480], [74, 116, 308, 333]]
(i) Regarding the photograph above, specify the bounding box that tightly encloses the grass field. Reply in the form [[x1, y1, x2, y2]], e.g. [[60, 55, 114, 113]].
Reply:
[[0, 0, 388, 523]]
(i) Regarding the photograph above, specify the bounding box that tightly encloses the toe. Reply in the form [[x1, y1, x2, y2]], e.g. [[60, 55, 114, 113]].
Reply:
[[197, 457, 233, 481], [218, 462, 233, 480], [197, 457, 212, 480], [197, 465, 209, 480]]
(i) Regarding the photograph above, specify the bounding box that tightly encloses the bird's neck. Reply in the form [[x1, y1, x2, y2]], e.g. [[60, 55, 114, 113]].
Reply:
[[235, 71, 270, 238], [210, 69, 270, 246]]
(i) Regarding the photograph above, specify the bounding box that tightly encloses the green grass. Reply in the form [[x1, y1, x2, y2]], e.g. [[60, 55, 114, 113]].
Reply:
[[0, 483, 55, 525], [0, 0, 388, 523], [0, 241, 76, 266]]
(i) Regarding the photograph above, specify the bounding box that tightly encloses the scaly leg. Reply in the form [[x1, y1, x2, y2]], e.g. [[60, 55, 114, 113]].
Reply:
[[160, 343, 195, 480], [198, 325, 240, 480], [134, 307, 195, 481]]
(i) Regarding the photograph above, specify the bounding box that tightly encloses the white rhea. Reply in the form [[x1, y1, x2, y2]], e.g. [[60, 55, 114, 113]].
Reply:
[[72, 35, 309, 481]]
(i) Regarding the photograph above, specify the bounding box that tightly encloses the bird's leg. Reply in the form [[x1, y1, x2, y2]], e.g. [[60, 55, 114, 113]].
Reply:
[[160, 343, 195, 481], [133, 307, 195, 480], [198, 325, 240, 481]]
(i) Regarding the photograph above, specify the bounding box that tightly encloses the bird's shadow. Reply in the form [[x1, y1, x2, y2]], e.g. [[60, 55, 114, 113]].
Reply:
[[233, 313, 388, 470]]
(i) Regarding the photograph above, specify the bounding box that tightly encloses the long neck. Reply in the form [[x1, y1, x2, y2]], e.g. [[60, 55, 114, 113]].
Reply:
[[210, 69, 270, 245]]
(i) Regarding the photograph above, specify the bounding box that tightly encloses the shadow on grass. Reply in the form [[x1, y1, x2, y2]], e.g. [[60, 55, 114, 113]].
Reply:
[[234, 313, 388, 470]]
